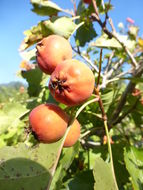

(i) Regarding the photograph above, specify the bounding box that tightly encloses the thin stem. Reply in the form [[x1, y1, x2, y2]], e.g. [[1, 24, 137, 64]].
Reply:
[[81, 126, 104, 139], [72, 47, 101, 75], [95, 88, 107, 121], [75, 98, 99, 118], [111, 32, 137, 67], [47, 125, 73, 190], [87, 149, 90, 170], [104, 50, 115, 74], [83, 110, 102, 119], [71, 0, 77, 16], [97, 48, 103, 87], [62, 9, 75, 16], [104, 120, 119, 190], [92, 0, 99, 18]]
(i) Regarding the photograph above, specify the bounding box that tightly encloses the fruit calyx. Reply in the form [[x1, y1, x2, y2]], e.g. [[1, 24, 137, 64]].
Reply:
[[50, 77, 69, 94]]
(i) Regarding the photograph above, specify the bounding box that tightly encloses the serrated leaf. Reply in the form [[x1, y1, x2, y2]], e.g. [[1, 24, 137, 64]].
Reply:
[[124, 146, 143, 190], [44, 17, 83, 39], [76, 22, 97, 46], [31, 0, 62, 16], [91, 33, 136, 51], [0, 141, 63, 190], [93, 157, 117, 190]]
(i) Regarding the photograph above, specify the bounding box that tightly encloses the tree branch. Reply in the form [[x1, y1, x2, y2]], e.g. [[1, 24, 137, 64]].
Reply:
[[91, 13, 138, 68], [72, 47, 102, 75], [109, 63, 143, 125]]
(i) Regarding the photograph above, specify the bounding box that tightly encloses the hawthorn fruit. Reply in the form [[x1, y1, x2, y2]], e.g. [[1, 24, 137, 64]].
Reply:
[[64, 119, 80, 147], [36, 35, 72, 74], [29, 103, 68, 143], [49, 59, 95, 106]]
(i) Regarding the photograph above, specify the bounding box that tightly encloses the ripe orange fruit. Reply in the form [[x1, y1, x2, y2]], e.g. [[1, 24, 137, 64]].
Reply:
[[49, 59, 95, 106], [64, 119, 80, 147], [29, 103, 68, 143], [36, 35, 72, 74]]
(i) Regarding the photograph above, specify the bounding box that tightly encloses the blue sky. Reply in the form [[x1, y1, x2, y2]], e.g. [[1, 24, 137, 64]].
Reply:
[[0, 0, 143, 84]]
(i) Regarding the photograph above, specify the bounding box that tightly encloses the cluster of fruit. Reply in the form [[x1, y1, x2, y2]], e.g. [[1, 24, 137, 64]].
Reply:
[[29, 35, 95, 147]]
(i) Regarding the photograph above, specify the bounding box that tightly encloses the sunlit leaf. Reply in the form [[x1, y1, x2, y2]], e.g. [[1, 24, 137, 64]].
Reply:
[[20, 17, 82, 51], [44, 17, 83, 39], [31, 0, 62, 16], [93, 157, 117, 190], [91, 33, 136, 51]]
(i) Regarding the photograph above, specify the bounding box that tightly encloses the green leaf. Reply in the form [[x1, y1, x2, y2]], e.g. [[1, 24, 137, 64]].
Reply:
[[65, 170, 94, 190], [124, 146, 143, 190], [44, 17, 83, 39], [21, 68, 48, 97], [91, 33, 136, 51], [0, 141, 63, 190], [76, 22, 97, 46], [91, 143, 130, 188], [101, 90, 114, 112], [93, 157, 117, 190], [31, 0, 62, 16]]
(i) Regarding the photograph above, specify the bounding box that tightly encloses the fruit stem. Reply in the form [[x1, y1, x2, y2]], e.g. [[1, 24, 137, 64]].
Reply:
[[104, 120, 119, 190], [75, 98, 99, 118], [97, 48, 103, 87]]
